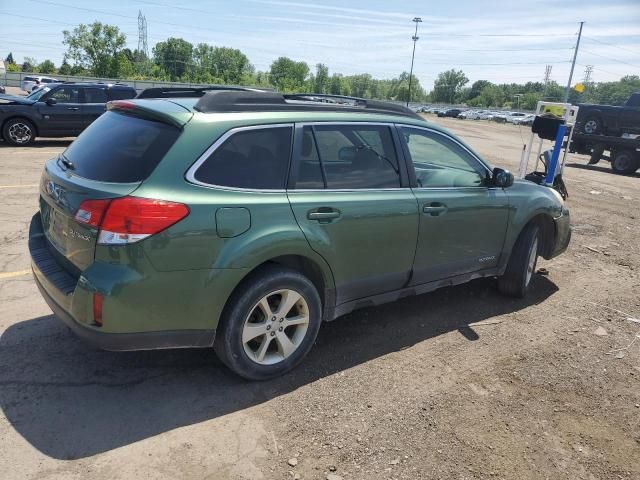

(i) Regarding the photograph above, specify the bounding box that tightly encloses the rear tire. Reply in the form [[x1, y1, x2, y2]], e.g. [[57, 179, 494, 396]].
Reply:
[[2, 118, 36, 146], [214, 266, 322, 381], [610, 150, 638, 175], [498, 223, 540, 298]]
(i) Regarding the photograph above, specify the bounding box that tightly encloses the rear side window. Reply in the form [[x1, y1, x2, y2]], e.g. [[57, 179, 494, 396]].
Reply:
[[192, 126, 293, 189], [109, 88, 137, 100], [83, 88, 108, 103], [294, 124, 400, 189], [61, 111, 180, 183]]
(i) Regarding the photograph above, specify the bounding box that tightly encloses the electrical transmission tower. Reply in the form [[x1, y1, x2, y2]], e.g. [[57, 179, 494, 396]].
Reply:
[[137, 10, 149, 59], [543, 65, 552, 98], [583, 65, 593, 84]]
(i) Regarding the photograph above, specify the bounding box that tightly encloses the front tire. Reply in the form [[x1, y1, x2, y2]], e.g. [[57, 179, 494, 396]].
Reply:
[[498, 223, 540, 298], [3, 118, 36, 146], [214, 266, 322, 380]]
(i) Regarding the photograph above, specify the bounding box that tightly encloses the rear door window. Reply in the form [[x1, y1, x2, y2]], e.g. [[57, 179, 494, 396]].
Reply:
[[82, 88, 108, 103], [293, 124, 401, 189], [192, 126, 293, 189], [109, 88, 137, 100], [61, 111, 180, 183]]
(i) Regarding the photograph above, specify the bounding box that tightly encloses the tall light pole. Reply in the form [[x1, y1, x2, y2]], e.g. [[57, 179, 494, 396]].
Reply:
[[514, 94, 522, 111], [407, 16, 422, 107], [563, 21, 584, 103]]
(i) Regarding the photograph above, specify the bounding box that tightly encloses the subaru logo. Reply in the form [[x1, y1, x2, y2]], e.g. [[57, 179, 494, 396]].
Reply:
[[45, 180, 56, 196], [45, 180, 67, 207]]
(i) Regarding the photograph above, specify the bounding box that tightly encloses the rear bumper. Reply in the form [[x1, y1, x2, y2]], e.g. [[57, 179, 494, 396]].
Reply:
[[551, 207, 571, 258], [29, 212, 216, 351], [33, 270, 215, 351]]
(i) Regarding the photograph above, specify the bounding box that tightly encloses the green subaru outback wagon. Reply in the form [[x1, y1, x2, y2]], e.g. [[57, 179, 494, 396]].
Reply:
[[29, 89, 571, 380]]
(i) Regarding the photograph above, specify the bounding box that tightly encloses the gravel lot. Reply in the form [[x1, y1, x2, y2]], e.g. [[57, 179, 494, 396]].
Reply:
[[0, 115, 638, 480]]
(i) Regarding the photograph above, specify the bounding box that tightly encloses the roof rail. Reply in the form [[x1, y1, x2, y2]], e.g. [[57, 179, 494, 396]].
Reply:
[[137, 85, 265, 99], [193, 90, 421, 119]]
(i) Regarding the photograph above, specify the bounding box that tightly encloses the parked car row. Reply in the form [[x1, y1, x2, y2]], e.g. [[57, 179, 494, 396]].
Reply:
[[417, 105, 535, 126]]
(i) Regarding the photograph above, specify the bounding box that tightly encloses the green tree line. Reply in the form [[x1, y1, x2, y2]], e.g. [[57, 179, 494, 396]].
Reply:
[[429, 69, 640, 108], [3, 21, 638, 106]]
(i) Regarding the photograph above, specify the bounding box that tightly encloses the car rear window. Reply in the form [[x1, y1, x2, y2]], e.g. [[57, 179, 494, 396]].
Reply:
[[61, 111, 180, 183]]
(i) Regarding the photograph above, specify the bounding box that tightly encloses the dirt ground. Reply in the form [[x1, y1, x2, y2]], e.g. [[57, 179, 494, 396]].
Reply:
[[0, 113, 638, 480]]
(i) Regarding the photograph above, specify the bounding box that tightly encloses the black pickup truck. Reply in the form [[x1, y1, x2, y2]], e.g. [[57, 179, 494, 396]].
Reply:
[[0, 82, 136, 146], [576, 92, 640, 136]]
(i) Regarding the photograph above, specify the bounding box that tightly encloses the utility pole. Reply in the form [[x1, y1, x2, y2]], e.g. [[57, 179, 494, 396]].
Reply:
[[563, 21, 584, 103], [407, 17, 422, 107]]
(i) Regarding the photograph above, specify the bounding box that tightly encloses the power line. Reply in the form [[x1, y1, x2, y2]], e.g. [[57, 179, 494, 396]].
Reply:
[[581, 48, 640, 69], [0, 11, 78, 26], [578, 63, 631, 79], [583, 36, 639, 56]]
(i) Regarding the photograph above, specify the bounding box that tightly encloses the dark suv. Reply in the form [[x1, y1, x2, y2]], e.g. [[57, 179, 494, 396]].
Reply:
[[0, 82, 137, 146]]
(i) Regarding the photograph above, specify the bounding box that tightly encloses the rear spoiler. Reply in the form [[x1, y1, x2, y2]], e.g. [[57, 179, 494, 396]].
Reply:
[[106, 100, 192, 128]]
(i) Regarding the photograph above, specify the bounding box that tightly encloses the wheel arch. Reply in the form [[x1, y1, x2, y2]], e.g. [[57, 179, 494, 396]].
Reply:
[[502, 211, 557, 269], [526, 213, 556, 259], [1, 115, 40, 138], [219, 253, 336, 326]]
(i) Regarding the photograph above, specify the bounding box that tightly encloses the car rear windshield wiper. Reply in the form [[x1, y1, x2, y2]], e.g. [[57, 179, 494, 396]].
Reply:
[[59, 155, 75, 170]]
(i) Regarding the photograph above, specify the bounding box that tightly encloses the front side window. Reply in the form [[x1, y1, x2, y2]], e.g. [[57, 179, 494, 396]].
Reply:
[[401, 127, 485, 188], [193, 126, 293, 189], [294, 124, 400, 189], [48, 86, 80, 103]]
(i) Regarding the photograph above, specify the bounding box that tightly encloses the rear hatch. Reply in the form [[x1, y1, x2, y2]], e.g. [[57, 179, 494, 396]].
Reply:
[[39, 108, 183, 275]]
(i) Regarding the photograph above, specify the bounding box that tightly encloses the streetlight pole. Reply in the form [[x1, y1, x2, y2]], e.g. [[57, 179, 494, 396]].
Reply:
[[514, 94, 522, 111], [407, 17, 422, 107]]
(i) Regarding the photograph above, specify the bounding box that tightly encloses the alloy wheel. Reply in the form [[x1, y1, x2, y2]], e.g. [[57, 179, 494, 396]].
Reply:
[[584, 120, 598, 134], [525, 237, 538, 286], [242, 289, 310, 365], [8, 122, 33, 144]]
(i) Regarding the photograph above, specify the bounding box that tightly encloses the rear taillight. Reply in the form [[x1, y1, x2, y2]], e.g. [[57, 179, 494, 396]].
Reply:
[[75, 196, 189, 245], [75, 199, 112, 228]]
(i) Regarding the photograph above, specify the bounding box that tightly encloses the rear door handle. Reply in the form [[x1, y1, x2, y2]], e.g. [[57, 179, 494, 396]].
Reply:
[[307, 208, 341, 222], [66, 107, 79, 111], [423, 203, 448, 216]]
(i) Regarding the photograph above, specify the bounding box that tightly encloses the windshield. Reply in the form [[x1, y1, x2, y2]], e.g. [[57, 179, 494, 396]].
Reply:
[[27, 87, 51, 101]]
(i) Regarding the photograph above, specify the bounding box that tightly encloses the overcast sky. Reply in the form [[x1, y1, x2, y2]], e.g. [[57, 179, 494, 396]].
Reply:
[[1, 0, 639, 89]]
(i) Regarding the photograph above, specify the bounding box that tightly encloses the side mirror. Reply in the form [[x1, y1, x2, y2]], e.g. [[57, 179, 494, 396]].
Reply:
[[338, 146, 357, 162], [492, 167, 514, 188], [45, 98, 57, 106]]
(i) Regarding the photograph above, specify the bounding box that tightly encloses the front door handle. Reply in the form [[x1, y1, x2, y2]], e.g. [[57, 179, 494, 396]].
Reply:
[[423, 203, 448, 216], [66, 107, 79, 111], [307, 208, 341, 222]]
